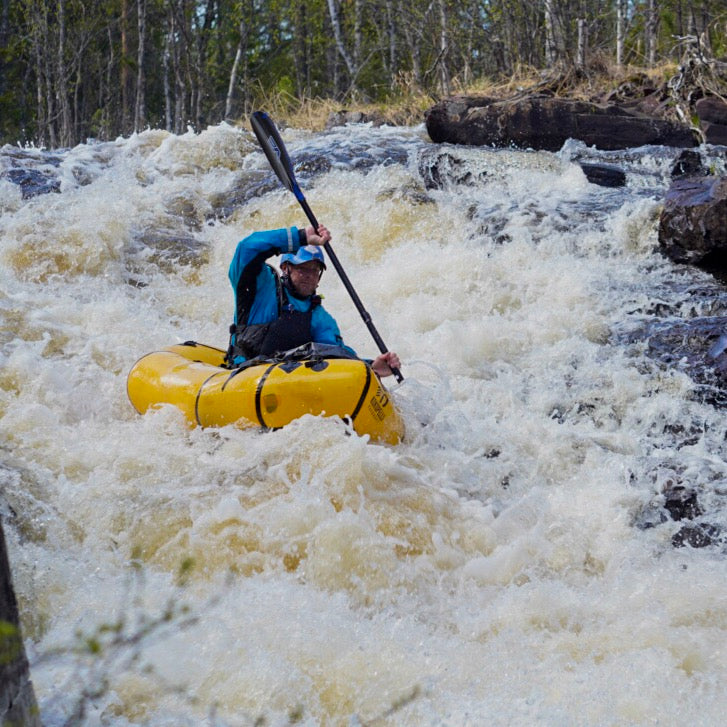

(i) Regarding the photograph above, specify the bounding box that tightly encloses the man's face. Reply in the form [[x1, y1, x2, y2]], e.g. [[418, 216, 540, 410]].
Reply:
[[285, 260, 323, 297]]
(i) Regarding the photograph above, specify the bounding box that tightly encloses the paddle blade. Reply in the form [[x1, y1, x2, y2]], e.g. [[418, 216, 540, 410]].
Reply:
[[250, 111, 303, 200]]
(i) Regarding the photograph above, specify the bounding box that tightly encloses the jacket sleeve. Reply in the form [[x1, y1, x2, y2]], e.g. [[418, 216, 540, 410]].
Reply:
[[229, 227, 303, 325], [311, 305, 358, 358], [229, 227, 302, 291]]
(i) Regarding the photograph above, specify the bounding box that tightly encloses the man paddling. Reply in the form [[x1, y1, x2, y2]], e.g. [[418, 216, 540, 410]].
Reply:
[[227, 224, 401, 378]]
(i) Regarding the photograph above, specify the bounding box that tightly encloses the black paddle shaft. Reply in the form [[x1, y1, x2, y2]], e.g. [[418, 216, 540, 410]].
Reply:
[[250, 111, 403, 382]]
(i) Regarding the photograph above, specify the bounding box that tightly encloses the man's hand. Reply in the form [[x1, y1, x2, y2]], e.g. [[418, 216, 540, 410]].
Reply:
[[305, 224, 331, 245], [371, 351, 401, 378]]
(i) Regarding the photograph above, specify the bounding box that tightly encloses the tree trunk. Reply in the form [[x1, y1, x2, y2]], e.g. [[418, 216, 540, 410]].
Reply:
[[30, 3, 49, 146], [577, 18, 587, 69], [327, 0, 356, 78], [42, 7, 57, 148], [616, 0, 626, 67], [398, 0, 422, 88], [193, 0, 215, 130], [167, 1, 188, 134], [0, 0, 8, 45], [103, 23, 115, 139], [163, 29, 172, 131], [121, 0, 131, 133], [174, 24, 186, 134], [646, 0, 659, 67], [56, 0, 73, 146], [437, 0, 450, 97], [353, 0, 362, 71], [226, 16, 248, 119], [135, 0, 147, 132], [544, 0, 556, 65], [463, 1, 478, 87], [293, 0, 309, 97], [0, 0, 9, 98], [385, 0, 396, 85]]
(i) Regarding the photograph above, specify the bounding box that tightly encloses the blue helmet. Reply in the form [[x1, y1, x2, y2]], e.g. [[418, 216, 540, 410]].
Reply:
[[280, 245, 327, 270]]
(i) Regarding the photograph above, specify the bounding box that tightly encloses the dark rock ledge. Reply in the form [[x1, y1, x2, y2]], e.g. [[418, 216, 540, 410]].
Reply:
[[424, 94, 699, 151], [1, 517, 41, 726]]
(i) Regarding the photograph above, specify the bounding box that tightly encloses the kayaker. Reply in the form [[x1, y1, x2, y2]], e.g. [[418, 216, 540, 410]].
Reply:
[[227, 224, 401, 377]]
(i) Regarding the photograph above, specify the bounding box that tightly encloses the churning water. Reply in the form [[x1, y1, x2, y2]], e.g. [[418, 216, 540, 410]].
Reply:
[[1, 122, 726, 725]]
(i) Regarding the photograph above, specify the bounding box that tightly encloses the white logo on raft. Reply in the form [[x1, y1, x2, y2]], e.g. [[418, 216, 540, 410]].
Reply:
[[368, 386, 389, 421]]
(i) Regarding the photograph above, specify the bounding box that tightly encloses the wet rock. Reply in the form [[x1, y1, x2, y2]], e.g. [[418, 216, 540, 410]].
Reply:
[[134, 230, 209, 269], [417, 148, 488, 190], [695, 96, 727, 146], [325, 110, 389, 129], [672, 523, 721, 548], [1, 518, 41, 726], [670, 149, 705, 178], [578, 162, 627, 188], [645, 315, 727, 406], [2, 168, 60, 198], [294, 155, 332, 176], [700, 122, 727, 147], [211, 155, 332, 219], [696, 96, 727, 125], [209, 170, 280, 218], [376, 182, 434, 206], [664, 486, 703, 521], [424, 95, 698, 151], [599, 74, 669, 118], [658, 175, 727, 266], [637, 480, 721, 549]]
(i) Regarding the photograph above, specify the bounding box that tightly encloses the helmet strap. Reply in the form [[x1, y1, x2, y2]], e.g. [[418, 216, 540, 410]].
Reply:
[[282, 273, 310, 300]]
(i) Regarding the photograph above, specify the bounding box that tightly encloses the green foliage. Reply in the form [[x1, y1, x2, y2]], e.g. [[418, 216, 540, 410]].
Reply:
[[0, 619, 22, 665], [0, 0, 725, 147]]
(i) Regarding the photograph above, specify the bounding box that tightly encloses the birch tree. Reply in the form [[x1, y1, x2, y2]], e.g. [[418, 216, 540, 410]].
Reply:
[[2, 0, 726, 148], [616, 0, 626, 66], [226, 14, 248, 119], [437, 0, 450, 96], [56, 0, 73, 145], [134, 0, 147, 132], [326, 0, 357, 89], [645, 0, 659, 66]]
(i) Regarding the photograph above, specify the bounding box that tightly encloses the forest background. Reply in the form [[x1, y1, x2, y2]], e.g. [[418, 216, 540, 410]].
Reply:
[[0, 0, 724, 149]]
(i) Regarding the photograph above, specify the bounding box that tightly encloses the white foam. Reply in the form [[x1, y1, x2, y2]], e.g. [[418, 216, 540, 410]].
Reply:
[[2, 125, 726, 725]]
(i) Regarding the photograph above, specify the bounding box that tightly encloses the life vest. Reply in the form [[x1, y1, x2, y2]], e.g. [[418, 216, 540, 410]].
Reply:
[[227, 265, 321, 365]]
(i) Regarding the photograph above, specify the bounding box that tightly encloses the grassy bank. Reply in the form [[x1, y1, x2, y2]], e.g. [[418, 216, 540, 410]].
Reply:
[[252, 60, 685, 131]]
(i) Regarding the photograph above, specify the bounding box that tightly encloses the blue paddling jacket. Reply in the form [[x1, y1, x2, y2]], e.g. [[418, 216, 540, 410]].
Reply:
[[227, 227, 356, 365]]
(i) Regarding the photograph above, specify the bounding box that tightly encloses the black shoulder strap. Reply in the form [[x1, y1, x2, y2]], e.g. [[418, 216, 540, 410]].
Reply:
[[273, 266, 284, 314], [227, 264, 285, 367]]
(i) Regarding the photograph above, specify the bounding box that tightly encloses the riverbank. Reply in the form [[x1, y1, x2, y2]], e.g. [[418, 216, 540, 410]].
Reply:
[[266, 58, 727, 149], [265, 62, 682, 130]]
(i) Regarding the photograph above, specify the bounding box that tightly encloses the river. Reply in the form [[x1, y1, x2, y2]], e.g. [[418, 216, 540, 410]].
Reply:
[[1, 122, 726, 725]]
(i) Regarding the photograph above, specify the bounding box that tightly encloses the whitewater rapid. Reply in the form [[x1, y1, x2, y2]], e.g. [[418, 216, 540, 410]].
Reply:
[[1, 122, 726, 725]]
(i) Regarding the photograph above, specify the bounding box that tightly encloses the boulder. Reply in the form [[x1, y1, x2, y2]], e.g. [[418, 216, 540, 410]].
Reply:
[[325, 110, 388, 129], [2, 168, 60, 198], [578, 163, 627, 188], [646, 315, 727, 397], [417, 148, 488, 190], [658, 175, 727, 265], [670, 149, 705, 178], [695, 97, 727, 145], [425, 95, 698, 151], [695, 96, 727, 125], [700, 121, 727, 146]]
